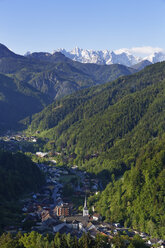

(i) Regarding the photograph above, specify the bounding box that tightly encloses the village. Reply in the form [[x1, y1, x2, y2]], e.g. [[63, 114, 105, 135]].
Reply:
[[0, 133, 165, 248], [0, 132, 41, 152], [4, 161, 163, 248], [18, 161, 104, 235]]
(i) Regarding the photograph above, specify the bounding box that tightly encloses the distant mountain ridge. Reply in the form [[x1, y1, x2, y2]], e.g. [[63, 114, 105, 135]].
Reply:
[[0, 43, 136, 100], [53, 47, 165, 67], [25, 46, 165, 67], [131, 60, 152, 71], [0, 43, 22, 59], [55, 47, 141, 66]]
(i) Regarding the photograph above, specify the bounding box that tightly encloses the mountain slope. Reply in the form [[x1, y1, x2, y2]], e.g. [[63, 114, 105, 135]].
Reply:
[[0, 74, 50, 132], [28, 61, 165, 178], [29, 61, 165, 143], [131, 60, 152, 71], [0, 150, 45, 232], [95, 136, 165, 238], [0, 44, 136, 100], [0, 43, 23, 59], [28, 61, 165, 237], [0, 44, 137, 132], [28, 62, 135, 99]]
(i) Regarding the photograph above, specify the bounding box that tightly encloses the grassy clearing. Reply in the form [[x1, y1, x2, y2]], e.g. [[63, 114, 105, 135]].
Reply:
[[59, 174, 78, 184]]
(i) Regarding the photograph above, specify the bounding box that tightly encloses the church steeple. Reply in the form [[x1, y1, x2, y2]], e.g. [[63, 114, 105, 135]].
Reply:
[[84, 196, 87, 208], [83, 196, 89, 217]]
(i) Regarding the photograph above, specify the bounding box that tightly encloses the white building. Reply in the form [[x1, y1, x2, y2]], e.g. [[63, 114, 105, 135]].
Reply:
[[83, 196, 89, 217]]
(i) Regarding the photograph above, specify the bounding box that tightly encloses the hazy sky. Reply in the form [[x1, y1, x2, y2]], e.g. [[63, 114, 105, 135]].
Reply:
[[0, 0, 165, 55]]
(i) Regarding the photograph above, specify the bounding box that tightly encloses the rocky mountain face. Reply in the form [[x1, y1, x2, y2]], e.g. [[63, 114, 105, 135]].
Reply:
[[145, 51, 165, 63], [25, 46, 165, 68], [55, 47, 165, 67], [56, 47, 140, 66]]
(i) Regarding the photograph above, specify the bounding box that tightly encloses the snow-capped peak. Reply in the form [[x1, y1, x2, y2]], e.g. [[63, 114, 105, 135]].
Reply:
[[53, 48, 143, 67], [24, 51, 31, 56], [25, 47, 165, 67], [145, 52, 165, 63]]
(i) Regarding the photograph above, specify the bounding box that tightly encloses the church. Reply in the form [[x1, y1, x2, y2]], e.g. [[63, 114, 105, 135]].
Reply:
[[83, 196, 89, 217]]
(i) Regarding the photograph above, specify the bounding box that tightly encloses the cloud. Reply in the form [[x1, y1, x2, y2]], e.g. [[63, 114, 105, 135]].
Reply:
[[114, 46, 165, 57], [131, 46, 164, 55]]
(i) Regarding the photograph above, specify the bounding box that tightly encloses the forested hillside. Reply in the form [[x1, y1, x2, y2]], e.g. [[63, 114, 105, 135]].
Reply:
[[90, 136, 165, 238], [0, 43, 137, 132], [0, 74, 50, 133], [0, 150, 45, 232], [28, 62, 165, 237], [29, 62, 165, 168], [0, 43, 136, 100], [0, 151, 45, 201]]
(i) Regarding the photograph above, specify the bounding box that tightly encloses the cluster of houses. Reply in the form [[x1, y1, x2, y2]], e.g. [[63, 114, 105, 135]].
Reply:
[[17, 163, 164, 247], [18, 164, 99, 237], [1, 133, 37, 143], [0, 144, 162, 248], [0, 133, 38, 152]]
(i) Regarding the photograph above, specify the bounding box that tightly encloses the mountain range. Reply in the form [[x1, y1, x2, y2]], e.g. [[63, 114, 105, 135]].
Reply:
[[0, 43, 138, 132], [0, 43, 136, 98], [54, 47, 165, 67], [0, 43, 163, 132]]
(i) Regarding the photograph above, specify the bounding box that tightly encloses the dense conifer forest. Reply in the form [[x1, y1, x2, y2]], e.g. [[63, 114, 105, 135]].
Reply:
[[0, 151, 45, 232], [0, 231, 148, 248]]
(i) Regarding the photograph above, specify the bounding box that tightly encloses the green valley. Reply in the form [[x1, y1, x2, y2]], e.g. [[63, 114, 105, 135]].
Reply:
[[28, 61, 165, 238], [0, 43, 165, 242]]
